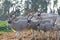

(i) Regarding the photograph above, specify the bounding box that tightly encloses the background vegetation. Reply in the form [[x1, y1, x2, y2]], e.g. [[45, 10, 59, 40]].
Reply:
[[0, 21, 13, 32], [0, 0, 59, 20]]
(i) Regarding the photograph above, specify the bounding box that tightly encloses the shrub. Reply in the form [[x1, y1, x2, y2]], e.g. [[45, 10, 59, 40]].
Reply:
[[0, 21, 8, 27]]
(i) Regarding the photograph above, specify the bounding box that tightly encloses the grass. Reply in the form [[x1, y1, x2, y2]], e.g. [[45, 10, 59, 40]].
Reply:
[[0, 21, 13, 32]]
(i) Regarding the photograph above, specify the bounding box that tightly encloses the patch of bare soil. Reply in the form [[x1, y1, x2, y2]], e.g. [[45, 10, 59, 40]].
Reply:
[[0, 30, 59, 40]]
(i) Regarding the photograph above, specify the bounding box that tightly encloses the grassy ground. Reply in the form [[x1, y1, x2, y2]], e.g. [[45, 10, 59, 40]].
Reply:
[[0, 21, 13, 32]]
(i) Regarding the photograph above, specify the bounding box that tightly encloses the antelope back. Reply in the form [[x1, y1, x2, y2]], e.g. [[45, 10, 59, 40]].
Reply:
[[39, 14, 58, 31]]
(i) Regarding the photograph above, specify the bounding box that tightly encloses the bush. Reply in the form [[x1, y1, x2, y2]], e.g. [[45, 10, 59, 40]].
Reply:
[[0, 21, 13, 32], [0, 21, 8, 27]]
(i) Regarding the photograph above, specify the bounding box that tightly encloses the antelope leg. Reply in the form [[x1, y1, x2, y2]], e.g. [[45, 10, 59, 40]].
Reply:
[[42, 31, 46, 40], [49, 31, 52, 40], [21, 31, 24, 40], [31, 30, 36, 40], [58, 31, 60, 40], [46, 31, 50, 40], [55, 31, 58, 40], [14, 31, 20, 40]]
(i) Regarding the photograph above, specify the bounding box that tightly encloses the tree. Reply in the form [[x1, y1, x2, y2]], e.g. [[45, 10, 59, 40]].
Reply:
[[31, 0, 48, 13], [2, 0, 12, 20], [3, 0, 12, 14]]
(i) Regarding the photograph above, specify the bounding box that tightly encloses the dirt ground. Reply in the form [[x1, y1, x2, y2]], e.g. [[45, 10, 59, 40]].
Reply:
[[0, 30, 59, 40]]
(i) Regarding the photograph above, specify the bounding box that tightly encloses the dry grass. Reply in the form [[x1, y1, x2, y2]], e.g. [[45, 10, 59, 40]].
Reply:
[[0, 29, 59, 40]]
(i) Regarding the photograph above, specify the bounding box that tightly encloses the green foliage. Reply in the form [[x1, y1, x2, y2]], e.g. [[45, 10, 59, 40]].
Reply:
[[0, 21, 13, 32], [0, 21, 8, 27], [0, 27, 13, 32]]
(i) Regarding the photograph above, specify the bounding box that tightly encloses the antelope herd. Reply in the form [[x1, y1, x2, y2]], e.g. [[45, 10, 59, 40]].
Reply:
[[8, 12, 60, 40]]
